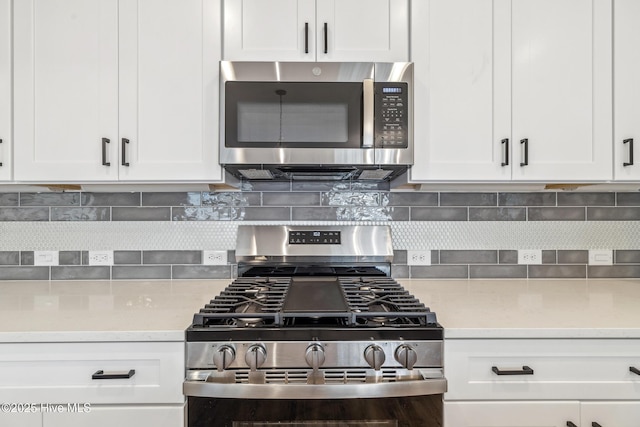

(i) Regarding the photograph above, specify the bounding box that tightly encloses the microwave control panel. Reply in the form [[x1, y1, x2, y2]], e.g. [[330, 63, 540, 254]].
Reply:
[[374, 82, 409, 148]]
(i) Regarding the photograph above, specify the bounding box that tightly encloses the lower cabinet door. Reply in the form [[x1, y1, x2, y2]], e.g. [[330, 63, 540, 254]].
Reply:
[[444, 401, 579, 427], [581, 402, 640, 427], [43, 404, 184, 427], [0, 412, 41, 427]]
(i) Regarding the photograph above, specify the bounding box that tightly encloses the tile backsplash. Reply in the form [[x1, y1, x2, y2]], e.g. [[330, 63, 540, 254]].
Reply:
[[1, 185, 639, 280]]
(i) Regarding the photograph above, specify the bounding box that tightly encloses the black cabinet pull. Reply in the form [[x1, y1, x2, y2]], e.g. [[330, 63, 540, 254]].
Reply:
[[630, 366, 640, 375], [121, 138, 130, 166], [304, 22, 309, 54], [0, 138, 3, 167], [92, 369, 135, 380], [102, 138, 111, 166], [520, 138, 529, 166], [566, 422, 577, 427], [491, 365, 534, 375], [623, 138, 634, 166], [323, 22, 328, 54], [501, 138, 509, 166], [592, 423, 603, 427]]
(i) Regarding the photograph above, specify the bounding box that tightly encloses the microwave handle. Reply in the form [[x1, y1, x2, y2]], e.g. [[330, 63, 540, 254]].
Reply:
[[363, 79, 375, 148]]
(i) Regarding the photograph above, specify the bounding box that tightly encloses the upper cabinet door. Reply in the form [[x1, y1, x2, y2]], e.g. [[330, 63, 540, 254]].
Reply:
[[511, 0, 612, 181], [614, 0, 640, 180], [315, 0, 408, 62], [223, 0, 408, 62], [223, 0, 316, 61], [13, 0, 119, 182], [410, 0, 511, 181], [118, 0, 222, 181], [0, 0, 10, 181]]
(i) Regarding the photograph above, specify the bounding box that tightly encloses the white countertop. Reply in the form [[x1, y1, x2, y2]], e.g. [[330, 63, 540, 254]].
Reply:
[[1, 279, 640, 342]]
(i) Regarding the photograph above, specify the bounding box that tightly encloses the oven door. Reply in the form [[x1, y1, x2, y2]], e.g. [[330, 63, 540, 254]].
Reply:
[[187, 395, 442, 427]]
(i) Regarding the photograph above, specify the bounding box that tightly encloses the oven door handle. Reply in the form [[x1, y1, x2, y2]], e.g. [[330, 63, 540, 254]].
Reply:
[[183, 376, 446, 400], [362, 78, 375, 148]]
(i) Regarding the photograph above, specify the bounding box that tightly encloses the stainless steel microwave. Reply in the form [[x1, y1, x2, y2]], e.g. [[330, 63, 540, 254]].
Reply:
[[220, 61, 413, 181]]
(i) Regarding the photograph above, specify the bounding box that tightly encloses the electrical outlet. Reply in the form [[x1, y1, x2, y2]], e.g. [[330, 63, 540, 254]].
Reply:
[[407, 250, 431, 266], [88, 250, 114, 266], [518, 249, 542, 265], [34, 251, 59, 266], [589, 249, 613, 266], [203, 250, 228, 266]]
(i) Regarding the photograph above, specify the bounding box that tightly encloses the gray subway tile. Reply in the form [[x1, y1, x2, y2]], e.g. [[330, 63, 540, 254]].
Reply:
[[201, 192, 260, 206], [393, 250, 407, 265], [0, 266, 49, 280], [588, 265, 640, 278], [20, 192, 80, 206], [0, 193, 19, 206], [81, 192, 140, 206], [21, 252, 34, 265], [615, 250, 640, 264], [440, 192, 497, 207], [172, 265, 231, 279], [173, 206, 241, 221], [499, 250, 518, 264], [142, 192, 201, 206], [114, 251, 142, 265], [292, 181, 346, 192], [542, 250, 557, 264], [292, 207, 336, 221], [498, 192, 556, 206], [440, 250, 497, 264], [323, 192, 381, 206], [81, 251, 89, 265], [528, 265, 586, 278], [244, 207, 291, 221], [0, 251, 19, 265], [391, 265, 410, 278], [112, 207, 171, 221], [431, 250, 440, 265], [469, 207, 526, 221], [51, 266, 110, 280], [245, 181, 291, 192], [557, 192, 615, 206], [557, 250, 588, 264], [59, 251, 82, 266], [143, 250, 201, 265], [470, 265, 527, 279], [112, 266, 171, 280], [264, 192, 320, 206], [410, 265, 468, 279], [617, 193, 640, 206], [350, 181, 390, 191], [410, 207, 467, 221], [51, 207, 110, 221], [587, 207, 640, 221], [528, 207, 585, 221], [0, 207, 49, 221], [387, 192, 438, 207], [334, 207, 407, 221]]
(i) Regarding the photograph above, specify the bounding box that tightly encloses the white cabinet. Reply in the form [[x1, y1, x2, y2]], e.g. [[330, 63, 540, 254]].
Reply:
[[0, 341, 185, 427], [0, 0, 11, 181], [411, 0, 612, 182], [223, 0, 408, 62], [614, 0, 640, 180], [14, 0, 222, 183], [0, 413, 41, 427], [443, 338, 640, 427]]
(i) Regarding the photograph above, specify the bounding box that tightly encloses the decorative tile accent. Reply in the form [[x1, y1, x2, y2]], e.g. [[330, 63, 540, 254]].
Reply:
[[323, 192, 381, 206], [173, 206, 241, 221]]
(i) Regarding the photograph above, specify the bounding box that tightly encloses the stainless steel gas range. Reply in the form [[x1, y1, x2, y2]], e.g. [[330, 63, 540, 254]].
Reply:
[[184, 225, 445, 427]]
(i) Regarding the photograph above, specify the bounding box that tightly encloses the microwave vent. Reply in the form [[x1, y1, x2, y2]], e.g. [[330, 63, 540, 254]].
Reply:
[[238, 169, 274, 180], [358, 169, 394, 180]]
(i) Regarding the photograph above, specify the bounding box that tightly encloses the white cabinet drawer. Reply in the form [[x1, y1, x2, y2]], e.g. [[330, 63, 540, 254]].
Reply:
[[43, 404, 184, 427], [445, 339, 640, 400], [0, 342, 184, 404]]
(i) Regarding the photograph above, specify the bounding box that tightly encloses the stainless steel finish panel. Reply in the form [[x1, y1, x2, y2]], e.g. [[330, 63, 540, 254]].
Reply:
[[362, 79, 375, 148], [186, 341, 443, 370], [183, 371, 446, 399], [234, 225, 393, 261], [219, 61, 413, 168]]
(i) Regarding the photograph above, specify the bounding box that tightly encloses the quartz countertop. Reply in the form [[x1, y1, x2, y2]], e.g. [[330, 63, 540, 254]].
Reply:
[[1, 279, 640, 343]]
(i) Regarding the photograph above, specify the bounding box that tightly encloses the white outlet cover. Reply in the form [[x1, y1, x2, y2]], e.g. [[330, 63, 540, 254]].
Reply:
[[517, 249, 542, 265], [34, 251, 59, 266], [589, 249, 613, 266], [407, 250, 431, 266], [88, 250, 114, 266], [203, 250, 228, 265]]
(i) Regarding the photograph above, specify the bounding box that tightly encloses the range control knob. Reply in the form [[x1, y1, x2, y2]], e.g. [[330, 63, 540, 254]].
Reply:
[[212, 345, 236, 372], [245, 344, 267, 371], [305, 343, 326, 369], [394, 344, 418, 370], [364, 344, 386, 370]]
